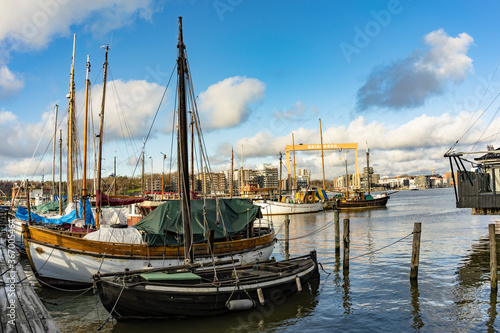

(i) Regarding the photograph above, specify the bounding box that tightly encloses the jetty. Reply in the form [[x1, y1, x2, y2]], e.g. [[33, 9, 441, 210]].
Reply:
[[0, 236, 60, 333]]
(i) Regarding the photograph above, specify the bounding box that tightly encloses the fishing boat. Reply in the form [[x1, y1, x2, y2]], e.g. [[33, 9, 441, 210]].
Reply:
[[254, 189, 323, 215], [94, 250, 318, 319], [334, 190, 390, 209], [334, 143, 391, 209], [253, 144, 323, 215], [21, 21, 275, 288]]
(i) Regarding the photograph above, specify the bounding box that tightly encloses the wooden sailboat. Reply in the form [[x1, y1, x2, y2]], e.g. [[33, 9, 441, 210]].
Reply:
[[93, 18, 318, 319], [21, 24, 275, 288]]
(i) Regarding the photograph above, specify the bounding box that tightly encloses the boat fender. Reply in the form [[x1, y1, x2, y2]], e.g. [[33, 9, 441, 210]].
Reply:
[[110, 224, 128, 229], [306, 195, 314, 203], [295, 276, 302, 292], [257, 288, 265, 305], [226, 299, 256, 311]]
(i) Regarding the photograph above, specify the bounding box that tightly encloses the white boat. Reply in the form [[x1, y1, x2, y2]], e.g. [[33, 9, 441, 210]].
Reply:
[[254, 190, 323, 215], [255, 200, 324, 215]]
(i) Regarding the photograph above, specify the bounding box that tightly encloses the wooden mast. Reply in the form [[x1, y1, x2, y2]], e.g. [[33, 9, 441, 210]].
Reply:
[[292, 133, 297, 195], [230, 147, 233, 199], [319, 118, 326, 190], [366, 142, 371, 195], [96, 45, 109, 228], [82, 55, 90, 223], [67, 34, 76, 203], [59, 129, 63, 215], [178, 17, 194, 264], [51, 104, 58, 201]]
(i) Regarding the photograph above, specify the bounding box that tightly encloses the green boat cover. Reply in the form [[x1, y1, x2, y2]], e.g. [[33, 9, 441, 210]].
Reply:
[[32, 199, 67, 214], [139, 272, 201, 282], [133, 199, 262, 246]]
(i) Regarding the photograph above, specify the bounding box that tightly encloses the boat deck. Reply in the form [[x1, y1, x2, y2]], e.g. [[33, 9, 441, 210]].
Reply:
[[0, 237, 60, 333]]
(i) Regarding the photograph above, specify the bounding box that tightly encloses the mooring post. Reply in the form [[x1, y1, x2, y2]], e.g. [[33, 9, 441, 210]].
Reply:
[[334, 210, 340, 256], [410, 222, 422, 281], [285, 215, 290, 260], [343, 218, 350, 269], [489, 224, 498, 291]]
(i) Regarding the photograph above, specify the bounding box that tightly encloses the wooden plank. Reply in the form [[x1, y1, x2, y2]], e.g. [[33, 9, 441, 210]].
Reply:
[[0, 238, 60, 333]]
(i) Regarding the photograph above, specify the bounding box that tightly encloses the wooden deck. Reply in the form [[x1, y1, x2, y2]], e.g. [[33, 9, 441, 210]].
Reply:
[[0, 237, 60, 333]]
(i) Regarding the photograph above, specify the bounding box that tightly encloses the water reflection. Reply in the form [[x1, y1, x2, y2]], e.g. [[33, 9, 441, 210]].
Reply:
[[487, 290, 497, 333], [410, 280, 424, 330], [342, 268, 351, 315], [110, 278, 320, 333]]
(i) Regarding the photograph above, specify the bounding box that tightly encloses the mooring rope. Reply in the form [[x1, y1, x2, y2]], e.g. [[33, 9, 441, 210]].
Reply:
[[96, 277, 126, 331], [318, 231, 417, 266]]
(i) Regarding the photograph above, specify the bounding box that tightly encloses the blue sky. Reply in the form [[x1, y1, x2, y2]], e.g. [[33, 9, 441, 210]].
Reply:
[[1, 0, 500, 183]]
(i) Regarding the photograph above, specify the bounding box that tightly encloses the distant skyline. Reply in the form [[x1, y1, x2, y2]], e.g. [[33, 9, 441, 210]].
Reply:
[[1, 1, 500, 183]]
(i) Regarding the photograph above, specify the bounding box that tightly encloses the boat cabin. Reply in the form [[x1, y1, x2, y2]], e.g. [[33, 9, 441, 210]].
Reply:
[[447, 146, 500, 215]]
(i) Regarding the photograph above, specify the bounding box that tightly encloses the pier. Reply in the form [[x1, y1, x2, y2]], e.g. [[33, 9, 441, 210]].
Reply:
[[0, 237, 60, 333]]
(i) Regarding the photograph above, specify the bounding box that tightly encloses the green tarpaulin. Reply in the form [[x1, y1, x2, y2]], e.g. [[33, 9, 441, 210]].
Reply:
[[32, 199, 67, 214], [133, 199, 262, 246]]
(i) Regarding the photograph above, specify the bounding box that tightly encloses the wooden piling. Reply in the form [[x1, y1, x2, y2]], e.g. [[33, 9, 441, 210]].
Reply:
[[343, 218, 350, 269], [410, 222, 422, 281], [285, 215, 290, 260], [334, 210, 340, 256], [489, 223, 498, 290]]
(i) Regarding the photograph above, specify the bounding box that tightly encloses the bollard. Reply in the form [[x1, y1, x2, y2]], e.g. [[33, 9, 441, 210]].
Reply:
[[410, 222, 421, 281], [334, 210, 340, 256], [343, 218, 350, 269], [489, 224, 498, 291], [284, 215, 290, 260]]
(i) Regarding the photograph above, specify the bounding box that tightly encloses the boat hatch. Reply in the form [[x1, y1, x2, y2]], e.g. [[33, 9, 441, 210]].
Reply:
[[139, 272, 202, 284]]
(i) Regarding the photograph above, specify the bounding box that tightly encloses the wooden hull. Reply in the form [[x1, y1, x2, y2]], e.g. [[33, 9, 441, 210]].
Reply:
[[336, 195, 389, 209], [95, 252, 319, 319], [254, 201, 323, 215], [22, 224, 275, 287]]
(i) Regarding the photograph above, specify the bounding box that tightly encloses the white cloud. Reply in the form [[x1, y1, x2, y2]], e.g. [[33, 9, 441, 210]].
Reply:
[[357, 29, 474, 110], [0, 65, 24, 98], [198, 76, 265, 129], [84, 79, 166, 141], [0, 0, 157, 99], [417, 29, 474, 81], [220, 111, 496, 178]]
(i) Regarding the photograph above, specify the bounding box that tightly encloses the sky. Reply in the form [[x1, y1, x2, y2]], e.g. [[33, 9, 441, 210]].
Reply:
[[1, 0, 500, 183]]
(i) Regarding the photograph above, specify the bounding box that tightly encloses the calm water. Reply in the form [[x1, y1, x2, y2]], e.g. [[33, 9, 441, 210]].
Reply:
[[23, 188, 500, 332]]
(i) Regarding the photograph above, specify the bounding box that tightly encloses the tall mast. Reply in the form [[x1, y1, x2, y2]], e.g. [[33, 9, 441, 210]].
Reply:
[[190, 112, 194, 193], [51, 104, 58, 200], [230, 147, 233, 199], [141, 138, 145, 195], [82, 55, 90, 223], [67, 34, 76, 203], [279, 152, 282, 200], [366, 142, 371, 195], [292, 133, 297, 195], [319, 118, 326, 190], [96, 45, 109, 228], [178, 17, 193, 263], [59, 129, 63, 215]]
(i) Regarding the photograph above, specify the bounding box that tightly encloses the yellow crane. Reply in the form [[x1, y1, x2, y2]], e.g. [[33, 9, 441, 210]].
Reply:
[[284, 143, 360, 189]]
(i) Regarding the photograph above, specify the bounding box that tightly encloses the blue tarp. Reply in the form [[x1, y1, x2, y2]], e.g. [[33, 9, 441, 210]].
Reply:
[[15, 206, 78, 225], [79, 199, 95, 226], [15, 198, 95, 226]]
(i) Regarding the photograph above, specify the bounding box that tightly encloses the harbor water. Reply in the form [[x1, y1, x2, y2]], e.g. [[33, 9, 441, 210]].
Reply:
[[23, 188, 500, 332]]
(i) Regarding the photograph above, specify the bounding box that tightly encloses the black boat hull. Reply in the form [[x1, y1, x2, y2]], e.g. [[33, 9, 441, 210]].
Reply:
[[95, 255, 319, 319]]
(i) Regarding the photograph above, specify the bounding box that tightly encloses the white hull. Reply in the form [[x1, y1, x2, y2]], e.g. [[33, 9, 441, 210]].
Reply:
[[25, 240, 275, 286], [254, 201, 323, 215], [13, 219, 25, 250]]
